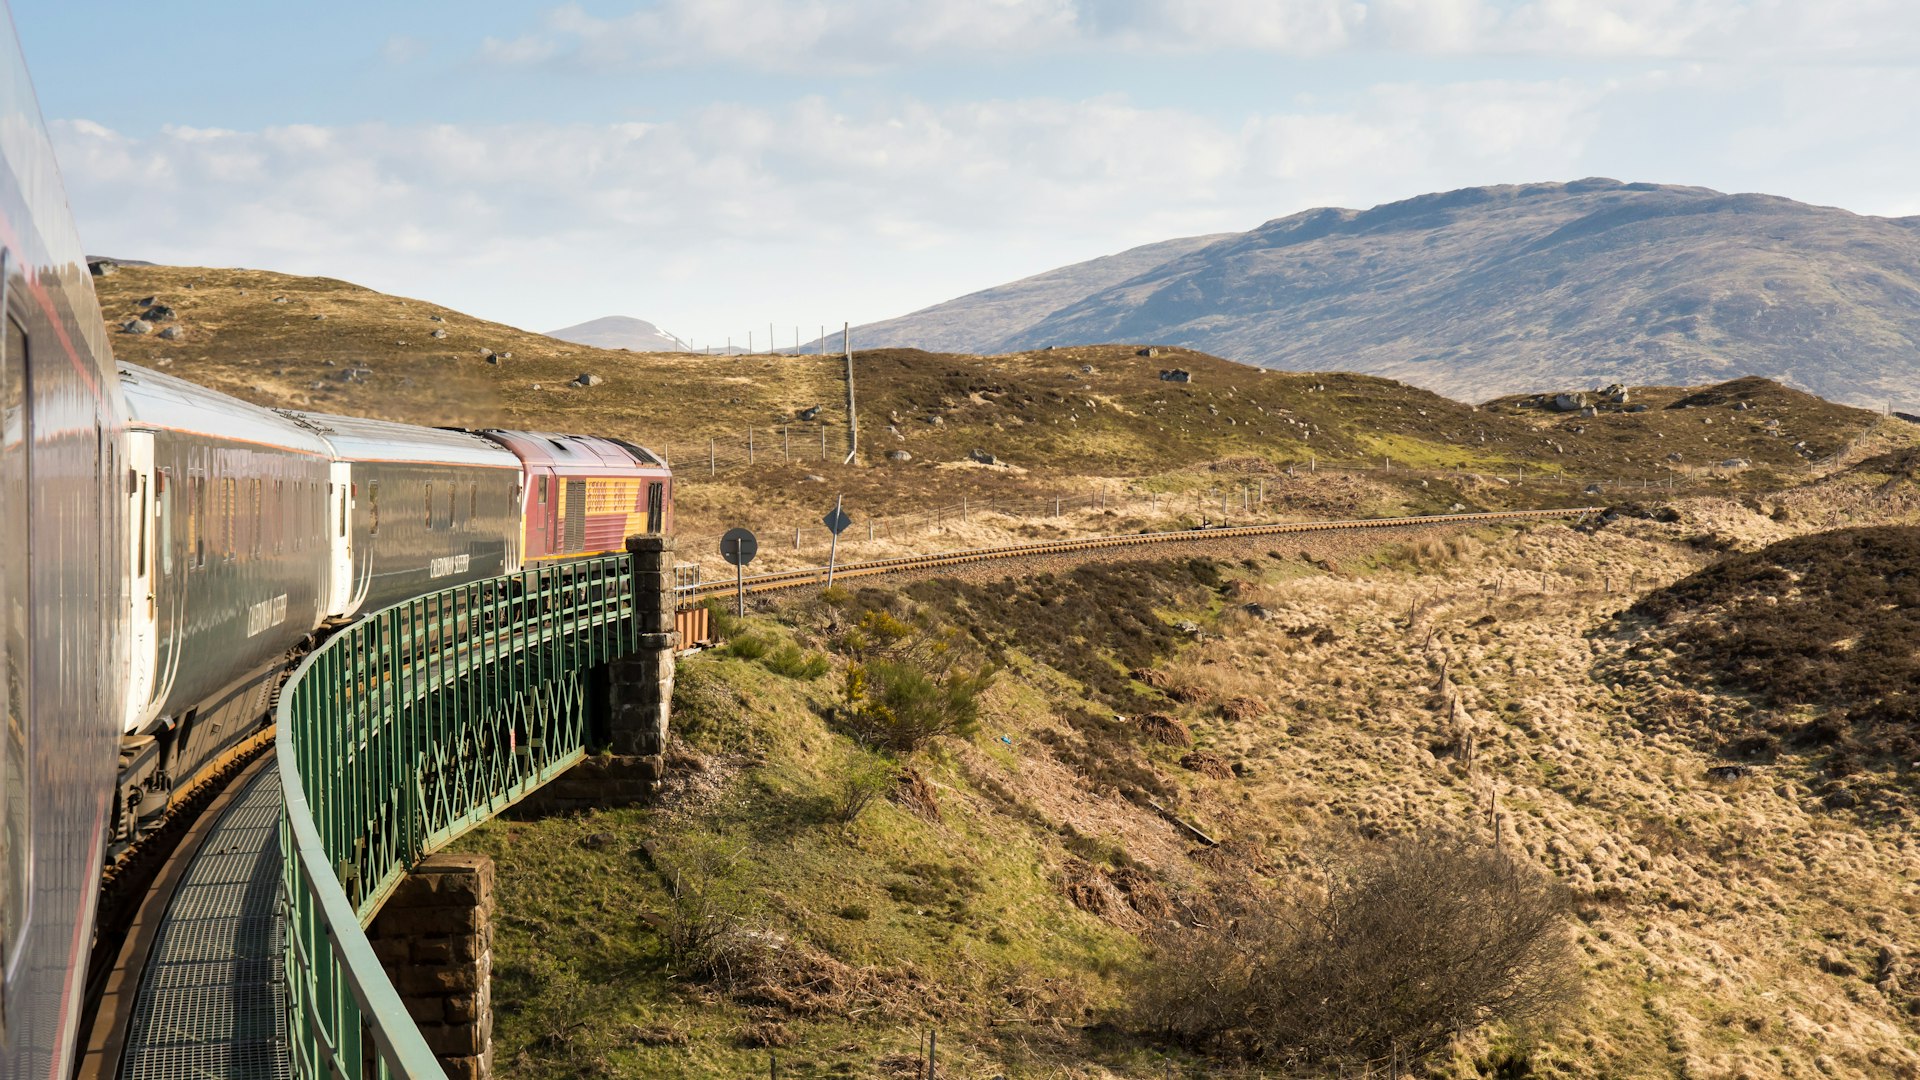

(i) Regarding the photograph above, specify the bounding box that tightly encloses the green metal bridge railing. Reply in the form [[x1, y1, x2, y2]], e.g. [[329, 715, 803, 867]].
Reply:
[[277, 552, 643, 1078]]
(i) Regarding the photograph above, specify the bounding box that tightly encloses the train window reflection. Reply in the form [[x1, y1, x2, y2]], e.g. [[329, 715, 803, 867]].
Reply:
[[1, 311, 33, 974]]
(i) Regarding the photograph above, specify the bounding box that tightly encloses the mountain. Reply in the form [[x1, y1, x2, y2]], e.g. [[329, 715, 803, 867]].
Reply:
[[844, 180, 1920, 409], [545, 315, 691, 352], [826, 232, 1233, 354]]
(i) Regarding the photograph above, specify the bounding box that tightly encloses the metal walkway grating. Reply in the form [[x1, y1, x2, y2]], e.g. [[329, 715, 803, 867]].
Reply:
[[120, 766, 290, 1080]]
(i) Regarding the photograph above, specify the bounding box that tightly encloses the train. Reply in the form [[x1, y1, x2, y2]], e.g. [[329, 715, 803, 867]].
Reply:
[[0, 13, 674, 1076]]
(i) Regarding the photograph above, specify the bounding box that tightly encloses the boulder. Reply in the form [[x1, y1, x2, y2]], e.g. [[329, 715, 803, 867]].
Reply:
[[572, 373, 602, 387], [968, 449, 997, 466], [1158, 369, 1191, 383], [1626, 403, 1649, 413], [886, 450, 912, 462], [797, 405, 822, 422], [1137, 347, 1158, 357], [429, 328, 447, 339], [1550, 392, 1588, 412], [87, 258, 117, 277], [429, 314, 445, 322], [144, 304, 175, 322], [158, 326, 182, 341], [805, 473, 826, 483], [1580, 406, 1598, 417], [121, 319, 152, 335]]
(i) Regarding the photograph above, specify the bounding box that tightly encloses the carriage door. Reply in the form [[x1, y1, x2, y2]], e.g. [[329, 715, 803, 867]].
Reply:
[[528, 470, 553, 559], [646, 482, 663, 534], [124, 432, 157, 731], [562, 479, 586, 552], [325, 461, 355, 616]]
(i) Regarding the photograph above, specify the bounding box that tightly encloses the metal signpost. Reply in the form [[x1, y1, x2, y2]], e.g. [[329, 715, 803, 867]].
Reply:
[[721, 527, 758, 617], [822, 497, 853, 587]]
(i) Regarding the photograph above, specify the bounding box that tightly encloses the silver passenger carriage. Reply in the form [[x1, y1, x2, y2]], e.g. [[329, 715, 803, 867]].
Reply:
[[280, 410, 524, 619], [116, 364, 333, 845]]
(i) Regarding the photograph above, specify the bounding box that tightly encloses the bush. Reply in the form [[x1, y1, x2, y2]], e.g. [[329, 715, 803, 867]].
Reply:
[[724, 633, 771, 661], [701, 596, 743, 641], [822, 756, 893, 829], [841, 658, 994, 753], [764, 643, 830, 680], [1137, 833, 1578, 1067]]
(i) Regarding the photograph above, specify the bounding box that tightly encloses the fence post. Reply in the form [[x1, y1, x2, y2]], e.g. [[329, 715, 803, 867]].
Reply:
[[794, 527, 801, 550], [709, 439, 716, 478], [748, 427, 754, 464], [821, 426, 827, 461], [784, 426, 790, 463]]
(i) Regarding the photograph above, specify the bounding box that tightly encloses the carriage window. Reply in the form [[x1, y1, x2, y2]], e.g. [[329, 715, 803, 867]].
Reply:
[[188, 474, 203, 568], [137, 475, 149, 576], [538, 475, 548, 503], [338, 483, 347, 538], [646, 482, 664, 534], [224, 476, 236, 560], [368, 480, 380, 536], [158, 470, 173, 575], [1, 310, 32, 973]]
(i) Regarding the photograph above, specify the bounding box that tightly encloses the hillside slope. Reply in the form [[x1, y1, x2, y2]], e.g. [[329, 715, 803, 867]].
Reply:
[[843, 180, 1920, 409]]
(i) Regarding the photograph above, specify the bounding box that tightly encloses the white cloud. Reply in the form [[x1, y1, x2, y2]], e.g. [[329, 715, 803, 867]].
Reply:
[[49, 59, 1920, 346], [476, 0, 1920, 71]]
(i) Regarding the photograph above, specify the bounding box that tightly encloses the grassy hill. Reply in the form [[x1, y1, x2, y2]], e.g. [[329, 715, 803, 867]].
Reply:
[[93, 264, 1908, 577]]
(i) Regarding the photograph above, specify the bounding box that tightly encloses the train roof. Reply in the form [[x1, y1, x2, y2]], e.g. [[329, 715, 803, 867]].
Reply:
[[279, 410, 521, 470], [474, 430, 669, 473], [119, 364, 333, 456]]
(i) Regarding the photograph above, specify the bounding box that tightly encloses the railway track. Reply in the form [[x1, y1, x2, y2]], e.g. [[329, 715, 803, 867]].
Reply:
[[679, 506, 1606, 603]]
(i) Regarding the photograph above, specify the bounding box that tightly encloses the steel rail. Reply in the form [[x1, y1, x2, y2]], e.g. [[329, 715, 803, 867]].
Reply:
[[677, 507, 1603, 604]]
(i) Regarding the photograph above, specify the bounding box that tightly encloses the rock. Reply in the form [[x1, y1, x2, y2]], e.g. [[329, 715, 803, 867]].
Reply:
[[1764, 418, 1780, 428], [485, 354, 501, 365], [1601, 383, 1629, 403], [121, 319, 152, 335], [1080, 364, 1095, 373], [968, 448, 997, 465], [1705, 764, 1752, 781], [886, 450, 912, 462], [152, 358, 173, 367], [1627, 403, 1649, 412], [1158, 368, 1191, 383], [797, 405, 821, 421], [1584, 484, 1604, 495], [429, 314, 444, 322], [497, 351, 512, 360], [312, 313, 326, 320], [1242, 603, 1273, 620], [272, 295, 289, 303], [87, 258, 117, 277], [1717, 457, 1751, 469], [429, 328, 447, 339], [572, 373, 602, 387], [805, 473, 826, 483], [158, 326, 182, 341], [1733, 400, 1752, 411], [143, 304, 175, 322], [1174, 621, 1203, 637], [335, 367, 373, 384], [1137, 347, 1158, 357], [1580, 406, 1598, 417], [1551, 392, 1588, 412], [135, 295, 156, 308], [924, 415, 944, 426]]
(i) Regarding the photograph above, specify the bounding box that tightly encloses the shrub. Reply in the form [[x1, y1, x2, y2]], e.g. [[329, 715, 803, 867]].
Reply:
[[823, 756, 893, 828], [764, 642, 831, 680], [724, 633, 771, 661], [1137, 833, 1578, 1067], [841, 658, 994, 753]]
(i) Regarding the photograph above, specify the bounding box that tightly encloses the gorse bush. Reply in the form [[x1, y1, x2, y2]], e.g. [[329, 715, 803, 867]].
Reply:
[[1137, 833, 1578, 1067], [841, 658, 994, 753], [724, 633, 771, 661]]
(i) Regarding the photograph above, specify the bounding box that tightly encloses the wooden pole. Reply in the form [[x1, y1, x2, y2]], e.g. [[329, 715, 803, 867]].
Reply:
[[709, 439, 715, 477]]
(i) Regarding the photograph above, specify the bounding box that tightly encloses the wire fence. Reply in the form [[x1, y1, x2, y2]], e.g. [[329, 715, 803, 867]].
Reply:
[[656, 422, 845, 476]]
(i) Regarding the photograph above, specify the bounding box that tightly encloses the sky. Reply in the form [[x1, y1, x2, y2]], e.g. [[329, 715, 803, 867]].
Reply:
[[18, 1, 1920, 350]]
